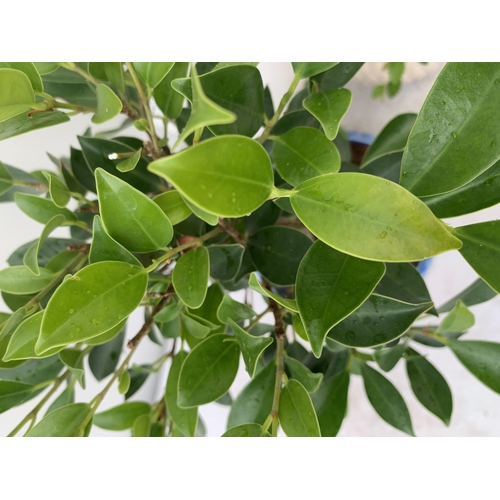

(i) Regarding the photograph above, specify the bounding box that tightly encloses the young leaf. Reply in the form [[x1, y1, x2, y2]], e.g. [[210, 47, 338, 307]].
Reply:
[[59, 348, 86, 388], [36, 261, 147, 354], [153, 191, 192, 225], [96, 168, 173, 253], [0, 68, 35, 122], [222, 423, 270, 437], [292, 62, 339, 79], [296, 241, 385, 357], [311, 370, 350, 436], [303, 89, 352, 140], [437, 300, 475, 333], [132, 414, 151, 437], [217, 296, 256, 324], [361, 363, 414, 436], [406, 349, 453, 425], [248, 273, 298, 312], [91, 84, 123, 124], [279, 379, 321, 437], [42, 172, 70, 208], [0, 380, 34, 413], [132, 62, 174, 88], [285, 356, 323, 393], [148, 136, 273, 217], [0, 266, 54, 294], [173, 247, 209, 309], [229, 319, 273, 378], [88, 328, 125, 381], [0, 62, 43, 92], [165, 350, 198, 437], [14, 192, 77, 225], [118, 369, 131, 395], [178, 334, 240, 407], [290, 173, 462, 262], [438, 278, 496, 313], [94, 401, 151, 431], [154, 62, 189, 120], [116, 148, 142, 173], [26, 403, 92, 436], [208, 244, 244, 282]]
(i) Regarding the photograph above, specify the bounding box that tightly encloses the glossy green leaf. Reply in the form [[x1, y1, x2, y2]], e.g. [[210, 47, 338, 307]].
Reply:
[[180, 313, 211, 339], [310, 63, 364, 91], [362, 152, 403, 184], [88, 328, 125, 381], [361, 363, 414, 436], [374, 344, 407, 372], [296, 241, 385, 357], [14, 192, 77, 225], [292, 62, 339, 79], [222, 423, 270, 437], [0, 68, 35, 122], [88, 62, 124, 93], [362, 114, 417, 166], [154, 62, 189, 120], [406, 349, 452, 425], [184, 198, 218, 225], [229, 319, 272, 378], [36, 261, 147, 354], [272, 109, 321, 136], [285, 356, 322, 393], [85, 318, 126, 346], [41, 172, 70, 208], [0, 109, 69, 142], [448, 340, 500, 394], [218, 296, 255, 324], [292, 314, 308, 342], [188, 283, 226, 334], [0, 315, 25, 369], [302, 89, 351, 140], [91, 84, 123, 124], [45, 384, 75, 415], [153, 191, 192, 226], [125, 365, 151, 400], [148, 136, 273, 217], [244, 200, 280, 235], [248, 273, 298, 312], [0, 63, 43, 92], [290, 173, 462, 262], [272, 127, 341, 187], [0, 308, 27, 342], [438, 278, 496, 313], [227, 360, 275, 428], [0, 161, 13, 196], [59, 348, 85, 388], [311, 370, 349, 436], [178, 334, 240, 407], [42, 66, 97, 107], [0, 380, 34, 413], [165, 351, 198, 437], [453, 221, 500, 293], [0, 266, 54, 295], [173, 247, 209, 309], [401, 63, 500, 196], [132, 62, 174, 88], [27, 403, 92, 436], [132, 413, 151, 437], [34, 62, 60, 75], [96, 168, 173, 253], [155, 301, 183, 324], [116, 148, 142, 173], [89, 215, 141, 266], [248, 226, 312, 286], [437, 300, 474, 333], [94, 401, 151, 431], [208, 244, 244, 282], [0, 356, 63, 387], [279, 379, 321, 437]]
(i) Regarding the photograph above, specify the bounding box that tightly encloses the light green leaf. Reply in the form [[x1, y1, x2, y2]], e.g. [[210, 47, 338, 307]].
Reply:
[[173, 247, 209, 309], [229, 319, 272, 378], [92, 84, 123, 124], [373, 344, 407, 372], [132, 413, 151, 436], [35, 261, 147, 354], [0, 266, 54, 295], [59, 348, 86, 388], [279, 379, 321, 437], [116, 148, 142, 173], [96, 168, 173, 253], [34, 62, 60, 76], [222, 423, 270, 437], [180, 312, 211, 339], [292, 63, 339, 79], [149, 136, 273, 217], [296, 240, 385, 357], [0, 161, 13, 196], [88, 329, 125, 381], [248, 273, 298, 312], [292, 314, 309, 342], [217, 296, 255, 324], [45, 384, 75, 415], [94, 401, 151, 431], [42, 172, 70, 208], [155, 301, 183, 323], [290, 173, 462, 262], [14, 192, 77, 225], [27, 403, 92, 436], [437, 300, 474, 333], [178, 334, 240, 407], [154, 62, 189, 120], [272, 127, 341, 187], [401, 63, 500, 196], [0, 109, 69, 142], [285, 356, 323, 393], [0, 308, 27, 341], [85, 318, 127, 346], [165, 350, 198, 437], [153, 191, 192, 225], [88, 62, 124, 93], [208, 244, 244, 282], [438, 278, 496, 313], [89, 215, 141, 266], [0, 68, 35, 122], [184, 198, 219, 225], [132, 62, 174, 89], [303, 89, 351, 140], [0, 62, 43, 92], [361, 363, 414, 436]]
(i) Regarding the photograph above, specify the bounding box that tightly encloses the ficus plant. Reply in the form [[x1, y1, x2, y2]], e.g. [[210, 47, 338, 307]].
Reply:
[[0, 61, 500, 438]]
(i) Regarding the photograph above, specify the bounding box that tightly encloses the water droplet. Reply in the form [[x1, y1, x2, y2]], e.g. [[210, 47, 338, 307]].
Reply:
[[93, 294, 98, 299], [451, 132, 458, 139], [380, 316, 385, 321], [491, 140, 497, 148], [374, 334, 385, 343], [208, 193, 213, 199], [346, 331, 356, 340], [69, 309, 74, 314], [91, 317, 99, 325], [379, 231, 387, 239], [86, 290, 90, 294]]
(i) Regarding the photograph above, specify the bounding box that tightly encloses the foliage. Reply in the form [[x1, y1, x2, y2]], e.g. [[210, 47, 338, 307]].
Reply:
[[1, 62, 500, 437]]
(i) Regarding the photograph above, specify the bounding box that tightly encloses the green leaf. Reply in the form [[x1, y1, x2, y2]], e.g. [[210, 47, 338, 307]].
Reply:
[[329, 294, 432, 348], [86, 319, 127, 346], [118, 368, 130, 395], [311, 370, 349, 436], [248, 226, 312, 286], [302, 89, 351, 140], [227, 360, 275, 428], [272, 109, 320, 136], [178, 334, 240, 407], [452, 221, 500, 294], [94, 401, 151, 431], [34, 62, 60, 75], [171, 65, 236, 150], [292, 62, 339, 79], [218, 296, 255, 324], [88, 328, 125, 381], [42, 66, 97, 107], [154, 62, 189, 120], [59, 348, 86, 388], [0, 266, 54, 295], [373, 344, 407, 372], [116, 148, 142, 173], [91, 84, 122, 124], [125, 364, 151, 400], [172, 247, 209, 309], [279, 379, 321, 437], [88, 62, 124, 93], [401, 63, 500, 196], [180, 313, 211, 339], [45, 384, 75, 415], [437, 300, 474, 333], [361, 363, 414, 436], [285, 356, 322, 393], [153, 191, 192, 225], [296, 241, 385, 357], [406, 348, 452, 425], [0, 109, 69, 142], [27, 403, 92, 436], [0, 308, 27, 342], [132, 414, 151, 437], [0, 380, 34, 413], [0, 356, 63, 387], [188, 283, 226, 334], [155, 301, 183, 323], [132, 62, 174, 89], [184, 198, 218, 225], [0, 68, 35, 122], [229, 319, 272, 378], [310, 62, 364, 91], [362, 152, 403, 184], [362, 113, 417, 166], [222, 423, 270, 437], [0, 161, 13, 196], [438, 278, 496, 313], [42, 172, 70, 208], [96, 168, 173, 253], [292, 314, 308, 342], [35, 261, 146, 354], [290, 173, 462, 262], [165, 350, 198, 437], [208, 244, 244, 282], [148, 136, 273, 217], [14, 192, 77, 225], [448, 340, 500, 394], [248, 273, 298, 312], [0, 63, 43, 92], [272, 127, 341, 187]]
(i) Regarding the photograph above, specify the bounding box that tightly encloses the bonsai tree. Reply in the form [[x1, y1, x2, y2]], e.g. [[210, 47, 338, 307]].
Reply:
[[0, 61, 499, 437]]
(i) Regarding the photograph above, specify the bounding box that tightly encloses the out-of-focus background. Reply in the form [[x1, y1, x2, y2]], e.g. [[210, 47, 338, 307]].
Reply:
[[1, 62, 499, 437]]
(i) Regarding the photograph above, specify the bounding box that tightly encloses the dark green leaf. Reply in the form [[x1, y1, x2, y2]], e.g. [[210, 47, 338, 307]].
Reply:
[[125, 364, 151, 400], [132, 62, 174, 88], [173, 247, 209, 309], [292, 63, 339, 79], [0, 355, 63, 386], [0, 380, 34, 413], [14, 192, 77, 225], [94, 401, 151, 431], [187, 283, 225, 334], [222, 423, 270, 437], [310, 63, 364, 91], [271, 110, 320, 136], [88, 329, 125, 381], [244, 201, 280, 235], [154, 62, 189, 120], [438, 278, 496, 313], [218, 296, 255, 324], [285, 356, 322, 393], [373, 344, 407, 372], [45, 383, 75, 415], [361, 152, 403, 183], [208, 244, 244, 281], [59, 348, 85, 388]]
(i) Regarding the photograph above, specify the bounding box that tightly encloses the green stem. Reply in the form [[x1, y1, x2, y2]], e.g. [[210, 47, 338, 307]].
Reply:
[[271, 334, 285, 437]]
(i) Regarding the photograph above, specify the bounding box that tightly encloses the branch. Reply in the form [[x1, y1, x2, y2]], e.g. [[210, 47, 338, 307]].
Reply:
[[218, 219, 246, 247]]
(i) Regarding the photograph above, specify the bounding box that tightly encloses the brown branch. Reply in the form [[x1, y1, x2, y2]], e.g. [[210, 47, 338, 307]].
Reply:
[[218, 219, 246, 247]]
